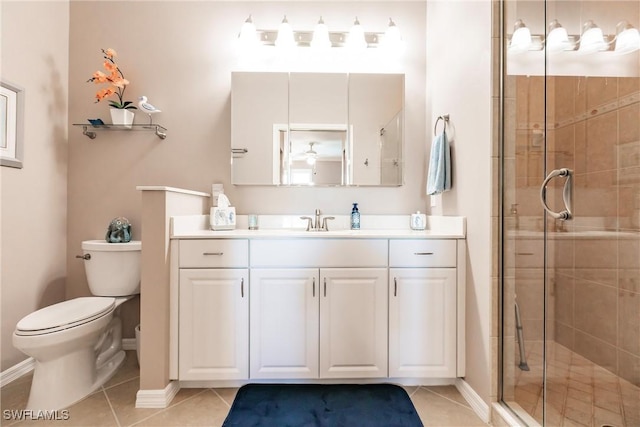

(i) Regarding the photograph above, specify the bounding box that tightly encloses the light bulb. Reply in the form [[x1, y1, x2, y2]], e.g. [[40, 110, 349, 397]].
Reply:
[[275, 15, 295, 50], [346, 17, 367, 52], [578, 20, 609, 54], [381, 18, 403, 51], [614, 21, 640, 55], [509, 19, 532, 53], [546, 20, 571, 53], [237, 15, 259, 52], [311, 16, 331, 50]]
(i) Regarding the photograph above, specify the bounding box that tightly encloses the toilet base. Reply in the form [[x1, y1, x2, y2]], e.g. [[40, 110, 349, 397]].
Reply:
[[24, 315, 127, 411], [26, 349, 126, 411]]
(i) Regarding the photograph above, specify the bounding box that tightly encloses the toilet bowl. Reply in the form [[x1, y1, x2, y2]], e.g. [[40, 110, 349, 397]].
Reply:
[[13, 240, 141, 411]]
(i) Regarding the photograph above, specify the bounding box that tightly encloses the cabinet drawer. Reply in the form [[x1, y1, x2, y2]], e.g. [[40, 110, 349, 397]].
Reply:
[[251, 239, 388, 267], [389, 240, 456, 267], [179, 239, 248, 268]]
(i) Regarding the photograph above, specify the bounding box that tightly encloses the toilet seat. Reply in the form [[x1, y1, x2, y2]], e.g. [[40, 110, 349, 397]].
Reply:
[[15, 297, 116, 336]]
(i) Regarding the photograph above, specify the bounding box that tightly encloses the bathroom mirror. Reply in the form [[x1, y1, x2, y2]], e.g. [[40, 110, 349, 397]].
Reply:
[[231, 72, 404, 186]]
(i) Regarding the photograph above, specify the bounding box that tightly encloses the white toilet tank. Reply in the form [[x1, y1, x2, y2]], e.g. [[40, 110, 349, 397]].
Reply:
[[82, 240, 141, 296]]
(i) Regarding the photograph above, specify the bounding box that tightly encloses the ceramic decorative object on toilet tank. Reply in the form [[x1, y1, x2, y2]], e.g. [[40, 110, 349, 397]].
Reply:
[[105, 217, 132, 243], [87, 48, 137, 128]]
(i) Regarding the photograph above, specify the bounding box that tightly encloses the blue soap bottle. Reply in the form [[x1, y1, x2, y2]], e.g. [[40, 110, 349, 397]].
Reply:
[[350, 203, 360, 230]]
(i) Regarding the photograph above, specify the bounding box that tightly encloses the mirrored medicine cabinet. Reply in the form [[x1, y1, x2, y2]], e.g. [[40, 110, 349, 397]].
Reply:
[[231, 71, 404, 186]]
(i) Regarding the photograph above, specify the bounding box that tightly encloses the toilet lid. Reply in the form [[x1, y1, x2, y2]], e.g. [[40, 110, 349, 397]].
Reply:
[[16, 297, 115, 334]]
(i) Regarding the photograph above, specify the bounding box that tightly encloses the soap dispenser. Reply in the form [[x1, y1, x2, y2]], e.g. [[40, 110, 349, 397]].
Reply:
[[351, 203, 360, 230]]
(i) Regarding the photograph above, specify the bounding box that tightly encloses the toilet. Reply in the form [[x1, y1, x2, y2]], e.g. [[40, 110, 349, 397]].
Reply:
[[13, 240, 141, 411]]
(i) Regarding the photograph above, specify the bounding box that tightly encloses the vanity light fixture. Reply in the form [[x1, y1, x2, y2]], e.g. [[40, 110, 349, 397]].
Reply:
[[613, 21, 640, 55], [237, 15, 401, 50], [346, 17, 368, 52], [546, 19, 572, 53], [311, 16, 331, 51], [578, 20, 609, 54], [509, 19, 533, 53], [275, 15, 296, 50]]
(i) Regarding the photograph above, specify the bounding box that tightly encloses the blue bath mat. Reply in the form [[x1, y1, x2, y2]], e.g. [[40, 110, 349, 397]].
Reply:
[[222, 383, 423, 427]]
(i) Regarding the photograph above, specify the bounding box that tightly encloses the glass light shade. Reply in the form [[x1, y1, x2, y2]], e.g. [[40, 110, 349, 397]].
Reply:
[[614, 22, 640, 55], [306, 155, 317, 165], [382, 18, 402, 50], [509, 20, 532, 53], [546, 20, 570, 53], [311, 17, 331, 50], [275, 16, 295, 50], [346, 17, 367, 52], [578, 21, 608, 54], [238, 15, 259, 51]]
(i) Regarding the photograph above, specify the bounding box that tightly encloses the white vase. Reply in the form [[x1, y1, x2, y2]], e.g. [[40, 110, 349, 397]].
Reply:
[[110, 108, 135, 128]]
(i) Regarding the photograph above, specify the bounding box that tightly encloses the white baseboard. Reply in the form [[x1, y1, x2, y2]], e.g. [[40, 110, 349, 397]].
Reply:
[[122, 338, 137, 351], [455, 378, 490, 423], [1, 357, 35, 388], [135, 380, 180, 408]]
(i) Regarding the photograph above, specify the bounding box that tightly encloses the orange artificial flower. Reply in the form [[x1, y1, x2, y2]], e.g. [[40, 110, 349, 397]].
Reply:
[[87, 48, 136, 109]]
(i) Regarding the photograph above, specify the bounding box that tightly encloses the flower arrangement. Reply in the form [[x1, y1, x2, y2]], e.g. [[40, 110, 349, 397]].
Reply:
[[87, 48, 137, 110]]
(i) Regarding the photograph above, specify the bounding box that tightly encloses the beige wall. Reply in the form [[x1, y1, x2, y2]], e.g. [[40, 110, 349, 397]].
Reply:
[[67, 1, 427, 341], [426, 0, 493, 405], [0, 0, 497, 406], [0, 1, 70, 370]]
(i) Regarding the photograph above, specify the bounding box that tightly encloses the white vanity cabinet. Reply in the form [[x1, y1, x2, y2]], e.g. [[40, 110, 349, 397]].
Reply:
[[169, 224, 466, 385], [388, 239, 460, 378], [177, 240, 249, 381], [249, 240, 389, 379]]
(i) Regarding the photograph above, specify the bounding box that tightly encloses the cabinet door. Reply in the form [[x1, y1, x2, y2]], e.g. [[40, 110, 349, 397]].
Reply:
[[320, 268, 388, 378], [179, 269, 248, 380], [250, 269, 319, 379], [231, 72, 288, 185], [389, 268, 457, 378]]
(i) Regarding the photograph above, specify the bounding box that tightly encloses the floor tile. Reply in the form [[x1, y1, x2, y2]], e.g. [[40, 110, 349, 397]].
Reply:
[[132, 390, 229, 427], [423, 385, 472, 408], [410, 387, 487, 426], [12, 391, 118, 426], [103, 351, 140, 390], [211, 388, 238, 408]]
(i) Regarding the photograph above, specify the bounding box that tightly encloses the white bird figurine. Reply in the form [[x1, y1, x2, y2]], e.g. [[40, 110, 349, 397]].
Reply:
[[138, 96, 161, 124]]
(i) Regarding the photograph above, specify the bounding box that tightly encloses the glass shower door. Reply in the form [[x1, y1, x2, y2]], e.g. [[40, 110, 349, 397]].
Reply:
[[501, 0, 640, 425]]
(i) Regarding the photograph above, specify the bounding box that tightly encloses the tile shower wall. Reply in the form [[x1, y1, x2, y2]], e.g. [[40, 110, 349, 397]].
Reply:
[[548, 76, 640, 387]]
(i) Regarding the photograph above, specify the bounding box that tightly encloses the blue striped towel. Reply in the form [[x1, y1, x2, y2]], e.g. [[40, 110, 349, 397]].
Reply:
[[426, 130, 451, 195]]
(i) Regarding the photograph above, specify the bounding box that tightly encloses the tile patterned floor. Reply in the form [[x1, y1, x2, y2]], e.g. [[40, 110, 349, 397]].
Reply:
[[509, 341, 640, 427], [1, 351, 488, 426]]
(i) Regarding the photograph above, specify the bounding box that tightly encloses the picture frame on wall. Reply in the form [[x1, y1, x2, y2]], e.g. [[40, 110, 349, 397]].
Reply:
[[1, 80, 25, 169]]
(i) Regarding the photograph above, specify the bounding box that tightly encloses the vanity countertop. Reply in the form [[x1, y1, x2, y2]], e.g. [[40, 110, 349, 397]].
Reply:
[[171, 214, 466, 239]]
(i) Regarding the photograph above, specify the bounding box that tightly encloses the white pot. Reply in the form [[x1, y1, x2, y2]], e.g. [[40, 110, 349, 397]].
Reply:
[[110, 108, 135, 128]]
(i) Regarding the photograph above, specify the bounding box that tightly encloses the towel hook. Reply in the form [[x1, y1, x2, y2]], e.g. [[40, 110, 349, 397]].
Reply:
[[434, 114, 450, 136]]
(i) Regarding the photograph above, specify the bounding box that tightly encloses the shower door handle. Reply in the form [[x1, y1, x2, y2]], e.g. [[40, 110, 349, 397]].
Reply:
[[539, 168, 573, 221]]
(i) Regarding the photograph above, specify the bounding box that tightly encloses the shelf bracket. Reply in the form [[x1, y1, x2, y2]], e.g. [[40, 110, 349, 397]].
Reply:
[[154, 126, 167, 140], [82, 125, 97, 139]]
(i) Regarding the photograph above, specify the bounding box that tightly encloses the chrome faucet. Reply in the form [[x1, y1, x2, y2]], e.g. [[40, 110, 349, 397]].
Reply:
[[300, 209, 335, 231]]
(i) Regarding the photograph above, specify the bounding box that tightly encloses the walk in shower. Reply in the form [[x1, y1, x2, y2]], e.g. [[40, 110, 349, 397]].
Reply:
[[499, 1, 640, 426]]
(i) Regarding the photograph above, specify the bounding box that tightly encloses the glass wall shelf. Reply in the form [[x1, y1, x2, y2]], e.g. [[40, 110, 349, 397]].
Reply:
[[73, 123, 167, 140]]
